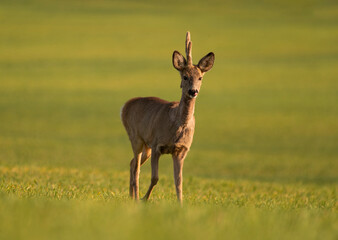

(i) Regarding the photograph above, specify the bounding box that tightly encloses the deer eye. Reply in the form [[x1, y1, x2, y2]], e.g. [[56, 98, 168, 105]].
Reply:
[[198, 77, 202, 80], [183, 76, 188, 80]]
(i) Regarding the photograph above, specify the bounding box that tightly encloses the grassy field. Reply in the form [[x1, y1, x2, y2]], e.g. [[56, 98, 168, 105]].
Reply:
[[0, 0, 337, 239]]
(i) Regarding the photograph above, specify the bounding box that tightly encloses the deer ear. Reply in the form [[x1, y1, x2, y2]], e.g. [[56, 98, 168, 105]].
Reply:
[[198, 52, 215, 72], [172, 51, 186, 71]]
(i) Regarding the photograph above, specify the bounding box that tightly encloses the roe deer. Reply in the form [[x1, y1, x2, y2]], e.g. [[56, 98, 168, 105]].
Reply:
[[121, 32, 215, 203]]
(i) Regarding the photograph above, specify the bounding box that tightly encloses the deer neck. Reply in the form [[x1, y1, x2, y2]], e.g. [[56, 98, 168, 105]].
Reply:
[[177, 94, 196, 126]]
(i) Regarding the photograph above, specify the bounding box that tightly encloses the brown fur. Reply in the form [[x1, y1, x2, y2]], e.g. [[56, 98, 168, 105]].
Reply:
[[121, 32, 215, 203]]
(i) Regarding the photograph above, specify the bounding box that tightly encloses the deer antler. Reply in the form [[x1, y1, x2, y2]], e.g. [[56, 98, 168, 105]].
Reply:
[[185, 31, 192, 65]]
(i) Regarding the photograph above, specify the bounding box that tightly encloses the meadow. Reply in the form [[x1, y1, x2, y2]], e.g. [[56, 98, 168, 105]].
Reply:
[[0, 0, 337, 239]]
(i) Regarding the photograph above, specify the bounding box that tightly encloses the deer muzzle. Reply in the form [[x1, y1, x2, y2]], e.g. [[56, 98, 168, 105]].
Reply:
[[188, 89, 199, 98]]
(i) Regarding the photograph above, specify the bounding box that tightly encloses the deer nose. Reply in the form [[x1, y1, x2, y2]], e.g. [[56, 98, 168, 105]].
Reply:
[[188, 89, 199, 98]]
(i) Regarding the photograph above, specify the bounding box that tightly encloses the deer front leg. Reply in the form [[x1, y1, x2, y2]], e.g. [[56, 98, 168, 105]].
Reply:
[[172, 150, 187, 204], [142, 149, 160, 201]]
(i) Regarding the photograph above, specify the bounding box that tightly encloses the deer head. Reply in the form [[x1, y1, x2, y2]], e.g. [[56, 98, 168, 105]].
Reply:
[[172, 32, 215, 99]]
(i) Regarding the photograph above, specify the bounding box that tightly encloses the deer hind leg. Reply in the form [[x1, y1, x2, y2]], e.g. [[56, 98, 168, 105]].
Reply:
[[140, 145, 151, 166], [129, 139, 143, 200], [129, 157, 137, 198], [130, 145, 151, 198], [142, 149, 160, 201]]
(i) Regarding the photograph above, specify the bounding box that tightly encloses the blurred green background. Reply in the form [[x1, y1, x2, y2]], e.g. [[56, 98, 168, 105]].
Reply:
[[1, 0, 337, 183], [0, 1, 337, 240]]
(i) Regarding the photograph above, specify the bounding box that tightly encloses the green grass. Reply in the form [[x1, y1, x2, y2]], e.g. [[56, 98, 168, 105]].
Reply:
[[0, 166, 336, 240], [0, 0, 337, 239]]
